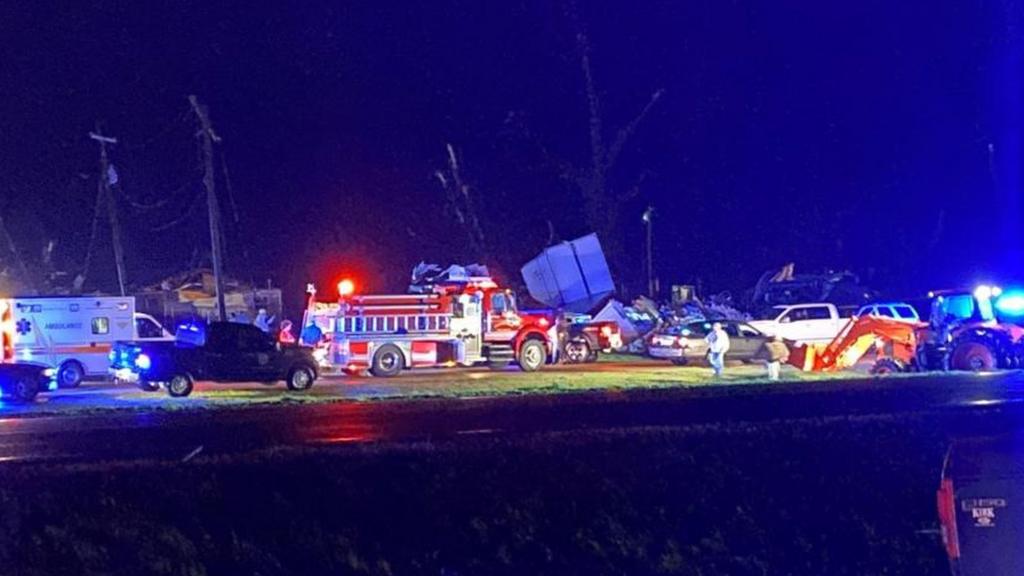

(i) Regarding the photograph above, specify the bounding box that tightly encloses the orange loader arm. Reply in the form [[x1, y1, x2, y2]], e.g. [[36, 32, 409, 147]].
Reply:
[[788, 316, 926, 372]]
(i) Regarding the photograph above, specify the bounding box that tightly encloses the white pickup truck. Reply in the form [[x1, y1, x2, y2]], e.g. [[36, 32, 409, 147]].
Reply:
[[748, 303, 851, 346]]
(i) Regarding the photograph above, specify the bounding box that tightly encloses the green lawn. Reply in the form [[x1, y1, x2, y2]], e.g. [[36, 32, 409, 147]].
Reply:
[[16, 360, 961, 418]]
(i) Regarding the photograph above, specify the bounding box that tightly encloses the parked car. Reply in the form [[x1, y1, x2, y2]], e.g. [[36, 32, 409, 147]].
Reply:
[[110, 321, 319, 397], [648, 320, 772, 365], [748, 303, 851, 345], [0, 362, 56, 402], [855, 302, 920, 323]]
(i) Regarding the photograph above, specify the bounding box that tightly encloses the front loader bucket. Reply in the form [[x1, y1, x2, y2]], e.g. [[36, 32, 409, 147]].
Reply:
[[787, 343, 816, 371]]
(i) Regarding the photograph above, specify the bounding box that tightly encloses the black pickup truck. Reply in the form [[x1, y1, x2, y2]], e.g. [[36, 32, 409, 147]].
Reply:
[[111, 321, 319, 397]]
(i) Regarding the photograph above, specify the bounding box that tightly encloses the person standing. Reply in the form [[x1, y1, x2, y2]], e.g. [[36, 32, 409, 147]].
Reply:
[[762, 335, 790, 381], [705, 322, 730, 377], [278, 319, 296, 345], [253, 308, 275, 333]]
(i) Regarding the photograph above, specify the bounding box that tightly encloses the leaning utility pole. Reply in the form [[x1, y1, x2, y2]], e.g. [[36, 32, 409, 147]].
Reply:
[[89, 127, 127, 296], [188, 95, 227, 321]]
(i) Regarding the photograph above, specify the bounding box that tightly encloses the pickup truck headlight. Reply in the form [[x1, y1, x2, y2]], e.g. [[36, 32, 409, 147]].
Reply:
[[134, 353, 152, 371]]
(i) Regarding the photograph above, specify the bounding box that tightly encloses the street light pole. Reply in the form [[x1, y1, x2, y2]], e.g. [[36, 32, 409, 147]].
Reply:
[[642, 206, 655, 297]]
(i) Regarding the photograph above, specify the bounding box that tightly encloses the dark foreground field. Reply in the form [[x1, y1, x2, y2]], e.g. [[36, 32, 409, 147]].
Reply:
[[5, 407, 1005, 575]]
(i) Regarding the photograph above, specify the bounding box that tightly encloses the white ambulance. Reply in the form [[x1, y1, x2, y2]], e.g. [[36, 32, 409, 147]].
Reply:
[[0, 296, 172, 387]]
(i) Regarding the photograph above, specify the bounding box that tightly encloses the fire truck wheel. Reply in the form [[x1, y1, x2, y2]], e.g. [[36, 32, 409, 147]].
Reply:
[[370, 344, 405, 377], [287, 365, 316, 391], [167, 373, 194, 398], [57, 361, 85, 388], [9, 376, 39, 403], [517, 339, 546, 372]]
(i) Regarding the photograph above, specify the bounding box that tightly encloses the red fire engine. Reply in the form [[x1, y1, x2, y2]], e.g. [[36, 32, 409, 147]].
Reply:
[[308, 266, 558, 376]]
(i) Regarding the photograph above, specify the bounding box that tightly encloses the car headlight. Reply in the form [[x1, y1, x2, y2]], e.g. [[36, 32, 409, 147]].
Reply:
[[42, 367, 56, 378], [135, 353, 152, 371]]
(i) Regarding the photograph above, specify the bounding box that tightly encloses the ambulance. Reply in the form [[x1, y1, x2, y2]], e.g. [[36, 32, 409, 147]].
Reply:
[[0, 296, 172, 387]]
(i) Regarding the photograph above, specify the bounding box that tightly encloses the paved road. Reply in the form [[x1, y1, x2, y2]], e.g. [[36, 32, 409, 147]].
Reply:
[[2, 367, 1024, 464]]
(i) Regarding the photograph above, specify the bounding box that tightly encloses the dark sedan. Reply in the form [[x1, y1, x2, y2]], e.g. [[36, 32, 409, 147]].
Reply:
[[0, 362, 56, 402], [647, 320, 771, 365]]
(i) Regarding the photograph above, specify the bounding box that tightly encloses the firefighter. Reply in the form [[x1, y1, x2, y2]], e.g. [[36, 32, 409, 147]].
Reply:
[[705, 322, 730, 376]]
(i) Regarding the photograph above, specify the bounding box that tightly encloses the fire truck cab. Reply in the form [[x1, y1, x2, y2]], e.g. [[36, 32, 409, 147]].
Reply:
[[319, 266, 557, 376]]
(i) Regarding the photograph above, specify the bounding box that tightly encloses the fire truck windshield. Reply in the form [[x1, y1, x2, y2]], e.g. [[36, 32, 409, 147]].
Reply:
[[490, 291, 518, 315]]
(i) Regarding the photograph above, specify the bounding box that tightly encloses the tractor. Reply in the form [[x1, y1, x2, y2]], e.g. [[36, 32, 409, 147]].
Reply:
[[788, 286, 1024, 375], [915, 287, 1024, 372]]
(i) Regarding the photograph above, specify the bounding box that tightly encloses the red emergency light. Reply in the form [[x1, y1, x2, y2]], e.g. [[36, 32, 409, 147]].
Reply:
[[337, 279, 356, 298]]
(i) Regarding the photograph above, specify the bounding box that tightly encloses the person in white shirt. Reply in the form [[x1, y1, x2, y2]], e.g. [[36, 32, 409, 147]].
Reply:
[[705, 322, 730, 376]]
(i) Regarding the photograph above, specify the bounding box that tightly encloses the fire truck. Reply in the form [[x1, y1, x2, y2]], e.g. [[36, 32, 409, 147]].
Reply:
[[311, 265, 558, 376]]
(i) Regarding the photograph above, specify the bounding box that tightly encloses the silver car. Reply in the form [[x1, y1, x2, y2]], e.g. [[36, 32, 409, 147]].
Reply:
[[648, 320, 770, 365]]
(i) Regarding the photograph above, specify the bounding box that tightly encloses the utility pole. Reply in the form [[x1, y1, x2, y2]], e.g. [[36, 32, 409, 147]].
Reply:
[[89, 127, 127, 296], [188, 95, 227, 321], [642, 205, 655, 297]]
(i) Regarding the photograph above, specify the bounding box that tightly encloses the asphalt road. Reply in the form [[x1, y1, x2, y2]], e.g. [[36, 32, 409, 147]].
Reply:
[[3, 366, 1024, 464]]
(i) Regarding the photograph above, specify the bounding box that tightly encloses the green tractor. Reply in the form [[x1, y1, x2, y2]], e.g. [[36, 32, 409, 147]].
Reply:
[[915, 286, 1024, 372]]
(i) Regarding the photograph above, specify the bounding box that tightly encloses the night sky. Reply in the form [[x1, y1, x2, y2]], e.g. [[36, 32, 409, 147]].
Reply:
[[2, 1, 1022, 311]]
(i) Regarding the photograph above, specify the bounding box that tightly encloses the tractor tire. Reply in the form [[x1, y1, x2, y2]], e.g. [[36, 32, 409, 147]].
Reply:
[[370, 344, 404, 377], [949, 339, 997, 372], [57, 360, 85, 388], [870, 358, 904, 375], [167, 373, 194, 398], [517, 339, 546, 372]]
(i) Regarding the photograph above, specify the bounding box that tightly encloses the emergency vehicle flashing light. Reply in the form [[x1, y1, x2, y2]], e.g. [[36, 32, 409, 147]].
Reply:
[[338, 279, 356, 298]]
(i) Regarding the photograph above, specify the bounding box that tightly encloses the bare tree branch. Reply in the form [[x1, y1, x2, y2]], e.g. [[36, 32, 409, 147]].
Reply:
[[606, 88, 664, 169]]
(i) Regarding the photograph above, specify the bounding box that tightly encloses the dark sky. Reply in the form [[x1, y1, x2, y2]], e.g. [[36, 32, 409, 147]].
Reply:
[[2, 1, 1022, 309]]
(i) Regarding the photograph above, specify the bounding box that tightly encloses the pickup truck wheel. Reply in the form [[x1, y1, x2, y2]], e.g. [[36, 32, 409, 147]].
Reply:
[[563, 339, 591, 364], [370, 344, 404, 377], [9, 375, 39, 402], [57, 361, 85, 388], [167, 374, 194, 398], [517, 339, 546, 372], [286, 366, 315, 391]]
